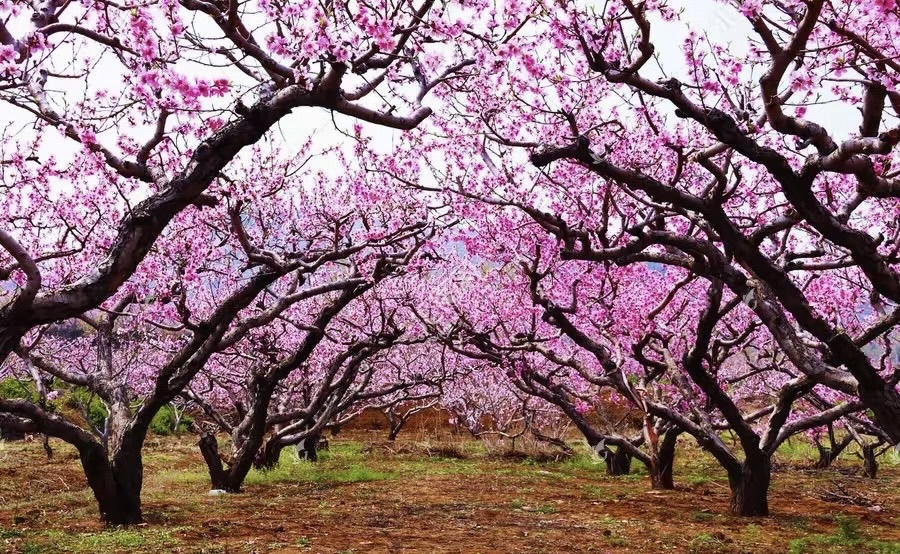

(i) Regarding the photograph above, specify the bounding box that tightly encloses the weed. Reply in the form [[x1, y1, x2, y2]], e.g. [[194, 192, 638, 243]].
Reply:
[[582, 485, 613, 500], [743, 523, 761, 542], [787, 516, 900, 554], [688, 532, 729, 554], [0, 527, 24, 539], [41, 528, 179, 553]]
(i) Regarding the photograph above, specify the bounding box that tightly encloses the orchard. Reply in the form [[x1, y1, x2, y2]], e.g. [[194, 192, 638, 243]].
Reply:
[[0, 0, 899, 552]]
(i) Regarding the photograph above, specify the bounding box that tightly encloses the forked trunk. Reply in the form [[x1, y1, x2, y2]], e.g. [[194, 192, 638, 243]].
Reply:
[[198, 433, 234, 491], [728, 458, 770, 517], [296, 431, 321, 462], [78, 442, 144, 525], [605, 448, 632, 476], [387, 424, 401, 442], [814, 435, 852, 469], [256, 440, 285, 470]]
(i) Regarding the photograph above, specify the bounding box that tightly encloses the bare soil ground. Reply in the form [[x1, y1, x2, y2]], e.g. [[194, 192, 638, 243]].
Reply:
[[0, 433, 898, 553]]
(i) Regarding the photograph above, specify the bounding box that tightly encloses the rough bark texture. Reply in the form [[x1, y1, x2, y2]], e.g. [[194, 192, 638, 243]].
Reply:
[[78, 442, 143, 524], [256, 440, 285, 470], [296, 432, 321, 462], [649, 430, 679, 490], [198, 433, 232, 491], [862, 444, 879, 479], [605, 448, 632, 476], [729, 458, 771, 517]]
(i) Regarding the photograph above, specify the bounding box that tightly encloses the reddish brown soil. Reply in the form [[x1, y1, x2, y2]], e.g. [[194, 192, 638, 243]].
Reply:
[[0, 435, 898, 553]]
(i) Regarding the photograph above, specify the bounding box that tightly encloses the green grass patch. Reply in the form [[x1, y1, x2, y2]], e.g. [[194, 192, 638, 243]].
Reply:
[[244, 443, 392, 486], [787, 516, 900, 554], [0, 527, 24, 539], [37, 528, 181, 553], [244, 460, 392, 486], [690, 511, 716, 522], [688, 532, 730, 554], [559, 453, 607, 473]]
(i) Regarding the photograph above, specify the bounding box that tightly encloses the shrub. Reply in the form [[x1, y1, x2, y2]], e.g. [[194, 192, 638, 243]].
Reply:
[[0, 378, 39, 403], [60, 387, 108, 431], [149, 405, 192, 436]]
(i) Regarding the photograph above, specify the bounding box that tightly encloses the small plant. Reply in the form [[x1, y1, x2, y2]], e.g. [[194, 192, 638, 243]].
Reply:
[[149, 404, 193, 436], [534, 503, 557, 514], [582, 484, 613, 500], [743, 523, 761, 542], [0, 527, 24, 539], [785, 515, 900, 554], [835, 515, 861, 541], [688, 533, 729, 554], [0, 378, 39, 402], [296, 536, 311, 547], [21, 544, 49, 554], [510, 499, 525, 510]]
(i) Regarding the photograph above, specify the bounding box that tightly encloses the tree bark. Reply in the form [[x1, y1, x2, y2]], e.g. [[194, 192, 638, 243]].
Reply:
[[862, 444, 878, 479], [814, 434, 852, 469], [256, 439, 285, 470], [728, 458, 770, 517], [198, 433, 233, 491], [605, 447, 632, 476], [650, 429, 679, 489], [296, 431, 320, 462], [78, 442, 143, 525], [387, 425, 401, 441]]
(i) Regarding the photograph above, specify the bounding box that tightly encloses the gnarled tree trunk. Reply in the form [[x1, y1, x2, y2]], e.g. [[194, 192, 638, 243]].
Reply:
[[728, 457, 770, 517], [198, 432, 233, 491], [649, 429, 680, 490], [862, 444, 878, 479], [605, 447, 632, 476], [814, 434, 852, 469], [296, 431, 321, 462], [78, 442, 144, 525], [256, 439, 286, 470]]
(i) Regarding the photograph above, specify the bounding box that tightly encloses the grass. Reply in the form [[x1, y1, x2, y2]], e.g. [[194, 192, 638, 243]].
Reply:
[[690, 511, 716, 522], [29, 528, 182, 554], [688, 532, 730, 554], [244, 460, 392, 486], [787, 516, 900, 554]]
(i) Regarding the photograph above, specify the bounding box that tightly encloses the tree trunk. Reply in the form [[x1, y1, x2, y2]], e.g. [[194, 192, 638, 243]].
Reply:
[[814, 434, 852, 469], [78, 442, 143, 525], [296, 432, 320, 462], [856, 379, 900, 444], [387, 424, 401, 441], [605, 448, 632, 476], [198, 433, 234, 491], [650, 430, 679, 489], [862, 444, 878, 479], [255, 440, 284, 470], [815, 444, 835, 469], [729, 458, 770, 517]]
